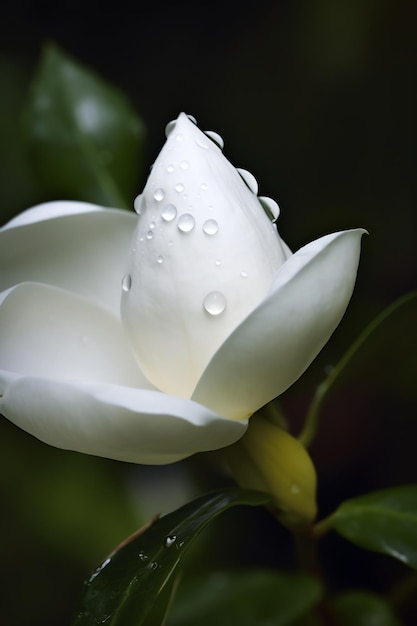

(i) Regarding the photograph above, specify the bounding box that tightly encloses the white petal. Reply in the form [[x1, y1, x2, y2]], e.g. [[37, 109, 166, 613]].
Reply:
[[0, 372, 247, 464], [121, 113, 289, 397], [192, 229, 366, 419], [0, 282, 150, 388], [0, 201, 137, 315]]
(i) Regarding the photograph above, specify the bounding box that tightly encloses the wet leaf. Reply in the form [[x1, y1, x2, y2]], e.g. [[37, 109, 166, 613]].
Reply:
[[72, 489, 270, 626]]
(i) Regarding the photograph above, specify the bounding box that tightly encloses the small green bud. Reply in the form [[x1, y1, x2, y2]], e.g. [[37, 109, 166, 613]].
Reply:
[[226, 414, 317, 529]]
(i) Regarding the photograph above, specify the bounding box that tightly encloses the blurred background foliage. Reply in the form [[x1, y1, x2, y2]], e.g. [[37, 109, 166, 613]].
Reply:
[[1, 1, 416, 624]]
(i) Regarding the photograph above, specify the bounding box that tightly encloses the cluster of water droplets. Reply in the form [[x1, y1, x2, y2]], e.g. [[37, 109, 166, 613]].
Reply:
[[123, 114, 281, 320]]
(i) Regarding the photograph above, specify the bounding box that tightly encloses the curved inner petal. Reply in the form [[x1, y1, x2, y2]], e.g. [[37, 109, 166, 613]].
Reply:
[[192, 229, 365, 419], [0, 202, 137, 316], [0, 282, 151, 388], [0, 372, 247, 464]]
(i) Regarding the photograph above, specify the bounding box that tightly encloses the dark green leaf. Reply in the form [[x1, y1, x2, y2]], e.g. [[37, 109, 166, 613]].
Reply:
[[327, 485, 417, 570], [332, 590, 403, 626], [23, 44, 146, 208], [167, 569, 322, 626], [72, 489, 270, 626]]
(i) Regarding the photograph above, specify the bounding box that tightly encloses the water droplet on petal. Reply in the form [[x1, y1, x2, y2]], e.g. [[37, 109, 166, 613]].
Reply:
[[161, 204, 177, 221], [186, 114, 197, 124], [205, 130, 224, 149], [153, 188, 165, 202], [146, 231, 153, 240], [215, 259, 221, 266], [201, 183, 208, 191], [180, 160, 190, 170], [176, 133, 184, 142], [138, 551, 149, 561], [164, 535, 177, 548], [166, 164, 175, 173], [203, 291, 227, 316], [134, 194, 145, 215], [156, 255, 164, 264], [122, 274, 132, 292], [237, 168, 258, 194], [240, 270, 248, 278], [196, 136, 209, 150], [165, 120, 176, 137], [175, 183, 185, 193], [177, 213, 195, 233], [202, 219, 219, 235], [259, 196, 280, 221], [149, 221, 156, 230]]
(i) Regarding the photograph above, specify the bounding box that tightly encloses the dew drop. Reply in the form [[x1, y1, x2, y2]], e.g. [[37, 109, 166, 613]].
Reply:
[[133, 194, 143, 215], [205, 130, 224, 149], [166, 164, 175, 173], [156, 255, 164, 264], [153, 188, 165, 202], [259, 196, 280, 221], [165, 120, 176, 137], [177, 213, 195, 233], [237, 168, 258, 194], [121, 274, 132, 292], [164, 535, 177, 548], [175, 182, 185, 193], [186, 114, 197, 124], [203, 291, 227, 316], [196, 136, 209, 150], [138, 551, 149, 561], [146, 231, 153, 240], [175, 133, 184, 142], [148, 561, 158, 571], [180, 160, 190, 170], [202, 218, 219, 235], [149, 221, 156, 230], [161, 204, 177, 221], [215, 259, 221, 266], [240, 270, 248, 278]]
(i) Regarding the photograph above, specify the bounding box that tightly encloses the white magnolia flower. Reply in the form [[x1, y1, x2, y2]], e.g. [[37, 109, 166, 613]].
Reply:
[[0, 114, 365, 464]]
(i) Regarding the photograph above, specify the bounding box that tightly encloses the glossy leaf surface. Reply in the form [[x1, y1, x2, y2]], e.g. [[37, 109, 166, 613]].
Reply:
[[72, 489, 270, 626], [328, 485, 417, 570]]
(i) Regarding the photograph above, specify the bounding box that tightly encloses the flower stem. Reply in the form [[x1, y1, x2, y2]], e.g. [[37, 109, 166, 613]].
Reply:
[[310, 514, 335, 540]]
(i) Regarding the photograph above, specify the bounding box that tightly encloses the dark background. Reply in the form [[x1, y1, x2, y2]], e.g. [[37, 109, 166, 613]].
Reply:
[[1, 1, 416, 624]]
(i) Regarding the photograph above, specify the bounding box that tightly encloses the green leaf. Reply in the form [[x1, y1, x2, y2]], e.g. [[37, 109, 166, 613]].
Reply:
[[300, 291, 417, 447], [322, 485, 417, 570], [72, 489, 270, 626], [167, 569, 322, 626], [332, 590, 403, 626], [23, 43, 146, 208]]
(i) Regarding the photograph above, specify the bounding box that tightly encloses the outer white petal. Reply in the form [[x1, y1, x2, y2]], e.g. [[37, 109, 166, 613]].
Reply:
[[192, 229, 366, 419], [121, 114, 288, 397], [0, 372, 247, 464], [0, 282, 150, 388], [0, 201, 137, 315]]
